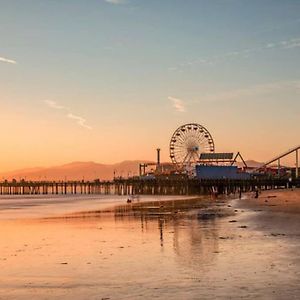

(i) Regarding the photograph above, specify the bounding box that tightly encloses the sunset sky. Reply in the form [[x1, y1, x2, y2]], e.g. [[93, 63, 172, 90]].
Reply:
[[1, 0, 300, 171]]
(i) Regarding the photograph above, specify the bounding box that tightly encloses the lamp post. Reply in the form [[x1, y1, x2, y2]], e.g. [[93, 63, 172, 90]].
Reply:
[[296, 149, 299, 178]]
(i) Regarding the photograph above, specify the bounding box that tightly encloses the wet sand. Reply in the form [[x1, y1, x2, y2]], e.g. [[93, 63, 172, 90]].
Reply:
[[0, 194, 196, 219], [0, 192, 300, 299], [238, 189, 300, 214], [234, 189, 300, 243]]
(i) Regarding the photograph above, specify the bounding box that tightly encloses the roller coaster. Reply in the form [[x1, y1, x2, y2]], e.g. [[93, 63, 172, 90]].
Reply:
[[256, 145, 300, 178]]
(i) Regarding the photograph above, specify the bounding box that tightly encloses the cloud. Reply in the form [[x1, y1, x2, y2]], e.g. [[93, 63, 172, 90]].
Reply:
[[67, 113, 92, 130], [44, 100, 92, 130], [169, 37, 300, 71], [194, 80, 300, 103], [0, 56, 17, 64], [104, 0, 126, 4], [281, 38, 300, 49], [257, 18, 300, 35], [168, 96, 186, 112], [44, 100, 65, 110]]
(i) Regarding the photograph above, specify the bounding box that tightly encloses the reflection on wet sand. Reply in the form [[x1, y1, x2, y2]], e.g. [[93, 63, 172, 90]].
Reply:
[[52, 197, 234, 273], [58, 197, 232, 269], [112, 199, 225, 271]]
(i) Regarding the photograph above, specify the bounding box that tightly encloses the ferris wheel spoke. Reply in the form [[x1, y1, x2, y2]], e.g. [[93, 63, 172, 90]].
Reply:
[[184, 153, 192, 164], [178, 126, 191, 141], [193, 151, 200, 161], [175, 131, 187, 143], [198, 137, 209, 150], [196, 131, 207, 144], [174, 149, 186, 157], [174, 153, 186, 160], [192, 130, 205, 146], [173, 147, 186, 152]]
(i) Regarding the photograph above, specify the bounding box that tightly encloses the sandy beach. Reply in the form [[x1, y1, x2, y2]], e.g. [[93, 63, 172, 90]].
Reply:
[[0, 191, 300, 299], [239, 189, 300, 214]]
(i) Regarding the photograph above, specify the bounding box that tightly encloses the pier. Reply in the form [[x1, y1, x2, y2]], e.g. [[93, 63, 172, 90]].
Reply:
[[0, 178, 297, 196]]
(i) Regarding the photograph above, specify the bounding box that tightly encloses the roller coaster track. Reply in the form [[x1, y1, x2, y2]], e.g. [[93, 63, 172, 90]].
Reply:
[[257, 145, 300, 171]]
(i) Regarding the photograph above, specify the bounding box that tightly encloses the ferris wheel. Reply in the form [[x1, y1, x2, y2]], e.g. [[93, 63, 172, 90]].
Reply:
[[169, 123, 215, 166]]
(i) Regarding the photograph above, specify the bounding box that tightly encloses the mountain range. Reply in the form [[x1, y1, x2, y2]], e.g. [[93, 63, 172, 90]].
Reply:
[[0, 160, 264, 181]]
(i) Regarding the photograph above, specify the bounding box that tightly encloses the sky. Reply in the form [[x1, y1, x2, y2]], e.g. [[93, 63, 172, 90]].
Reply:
[[1, 0, 300, 171]]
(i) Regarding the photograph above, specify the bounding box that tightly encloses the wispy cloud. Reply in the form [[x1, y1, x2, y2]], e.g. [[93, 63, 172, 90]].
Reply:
[[194, 80, 300, 103], [44, 100, 92, 130], [168, 96, 186, 112], [0, 56, 17, 64], [256, 18, 300, 35], [44, 100, 65, 110], [67, 113, 92, 130], [170, 37, 300, 71], [281, 38, 300, 49], [104, 0, 126, 4]]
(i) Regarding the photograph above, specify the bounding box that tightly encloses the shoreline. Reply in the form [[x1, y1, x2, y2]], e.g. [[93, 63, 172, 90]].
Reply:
[[0, 194, 203, 221], [1, 188, 300, 222]]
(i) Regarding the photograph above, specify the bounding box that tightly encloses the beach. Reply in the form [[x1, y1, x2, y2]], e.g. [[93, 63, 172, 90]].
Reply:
[[0, 190, 300, 299], [238, 189, 300, 214]]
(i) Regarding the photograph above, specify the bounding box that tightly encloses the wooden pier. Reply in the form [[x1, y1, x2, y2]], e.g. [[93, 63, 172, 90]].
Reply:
[[0, 178, 296, 196]]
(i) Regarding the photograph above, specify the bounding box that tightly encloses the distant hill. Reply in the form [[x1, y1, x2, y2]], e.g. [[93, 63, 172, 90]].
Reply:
[[0, 161, 153, 181], [237, 160, 264, 168], [0, 159, 264, 181]]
